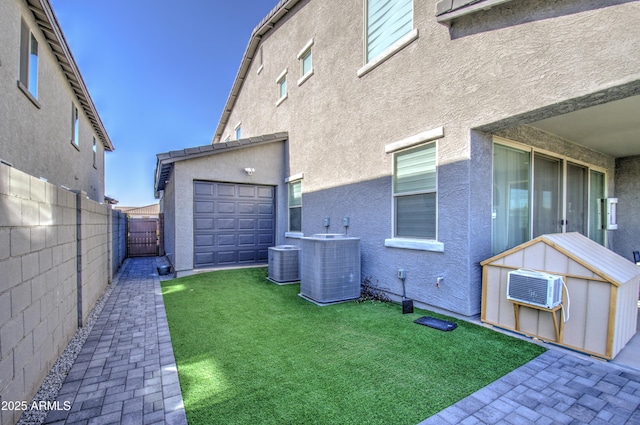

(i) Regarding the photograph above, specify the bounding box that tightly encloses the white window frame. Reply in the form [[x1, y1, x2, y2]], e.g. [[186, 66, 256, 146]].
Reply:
[[257, 45, 264, 75], [276, 68, 288, 106], [297, 39, 314, 86], [384, 128, 444, 252], [71, 104, 80, 149], [358, 0, 418, 78], [285, 173, 304, 238], [92, 136, 97, 168], [234, 121, 242, 140], [18, 18, 40, 107]]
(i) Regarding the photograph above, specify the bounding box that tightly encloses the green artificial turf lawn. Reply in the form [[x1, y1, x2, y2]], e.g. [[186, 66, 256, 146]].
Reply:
[[161, 267, 545, 425]]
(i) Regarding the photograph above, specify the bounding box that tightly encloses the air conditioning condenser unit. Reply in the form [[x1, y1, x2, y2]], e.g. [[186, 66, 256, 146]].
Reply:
[[507, 269, 563, 309]]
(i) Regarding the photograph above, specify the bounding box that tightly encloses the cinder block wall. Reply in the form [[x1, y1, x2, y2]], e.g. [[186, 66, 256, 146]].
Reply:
[[76, 193, 110, 326], [0, 164, 123, 425], [110, 209, 127, 278]]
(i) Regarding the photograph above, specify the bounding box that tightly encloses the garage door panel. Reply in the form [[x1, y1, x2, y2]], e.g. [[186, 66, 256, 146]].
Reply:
[[258, 203, 273, 215], [195, 219, 214, 230], [259, 219, 274, 230], [258, 249, 269, 261], [217, 218, 236, 230], [238, 250, 257, 262], [217, 251, 237, 264], [238, 219, 256, 230], [195, 235, 214, 247], [238, 203, 256, 214], [195, 252, 214, 265], [217, 202, 236, 214], [194, 201, 214, 214], [238, 234, 256, 245], [194, 181, 275, 268], [217, 184, 236, 197], [257, 186, 273, 198], [194, 182, 214, 196], [218, 234, 237, 246], [238, 186, 256, 197]]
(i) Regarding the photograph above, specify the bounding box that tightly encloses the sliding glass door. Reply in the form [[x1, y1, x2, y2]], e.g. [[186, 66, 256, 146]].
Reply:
[[532, 154, 562, 238], [566, 163, 588, 235], [492, 144, 530, 254], [492, 140, 607, 255]]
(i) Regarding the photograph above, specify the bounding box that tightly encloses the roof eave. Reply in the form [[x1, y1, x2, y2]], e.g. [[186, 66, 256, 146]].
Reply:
[[154, 132, 288, 196], [28, 0, 114, 151], [211, 0, 301, 144]]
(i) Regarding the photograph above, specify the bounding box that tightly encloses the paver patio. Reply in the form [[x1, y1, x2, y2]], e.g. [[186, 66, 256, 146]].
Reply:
[[43, 257, 186, 425]]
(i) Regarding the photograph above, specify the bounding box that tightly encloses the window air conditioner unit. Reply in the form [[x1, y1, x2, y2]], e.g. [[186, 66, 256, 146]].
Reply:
[[507, 269, 563, 309]]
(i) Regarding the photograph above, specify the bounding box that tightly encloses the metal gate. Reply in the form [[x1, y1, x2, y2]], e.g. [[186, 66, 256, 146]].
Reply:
[[128, 218, 159, 257]]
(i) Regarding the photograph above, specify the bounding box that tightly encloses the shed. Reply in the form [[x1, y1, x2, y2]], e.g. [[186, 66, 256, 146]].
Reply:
[[481, 232, 640, 360]]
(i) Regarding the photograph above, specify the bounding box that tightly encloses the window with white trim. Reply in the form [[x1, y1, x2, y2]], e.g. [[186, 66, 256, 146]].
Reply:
[[71, 105, 80, 148], [393, 142, 437, 239], [92, 137, 97, 168], [276, 69, 288, 105], [288, 180, 302, 232], [297, 39, 314, 86], [366, 0, 413, 63], [234, 122, 242, 140], [19, 18, 39, 100]]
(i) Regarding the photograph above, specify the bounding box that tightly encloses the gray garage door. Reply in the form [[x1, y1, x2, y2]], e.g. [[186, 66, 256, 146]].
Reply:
[[193, 181, 275, 268]]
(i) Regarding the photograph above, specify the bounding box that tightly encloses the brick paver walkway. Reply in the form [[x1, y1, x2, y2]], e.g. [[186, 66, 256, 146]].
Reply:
[[420, 349, 640, 424], [44, 257, 187, 425]]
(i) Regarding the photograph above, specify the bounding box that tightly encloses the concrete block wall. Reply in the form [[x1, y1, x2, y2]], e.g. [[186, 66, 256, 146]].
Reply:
[[76, 193, 110, 327], [110, 209, 127, 279], [0, 164, 122, 425]]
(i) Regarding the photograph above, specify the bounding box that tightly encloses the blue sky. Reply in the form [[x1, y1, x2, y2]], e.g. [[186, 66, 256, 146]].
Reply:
[[50, 0, 278, 207]]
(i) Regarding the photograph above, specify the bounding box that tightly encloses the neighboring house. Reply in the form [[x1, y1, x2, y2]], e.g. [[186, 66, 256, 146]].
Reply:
[[115, 203, 160, 219], [0, 0, 113, 203], [155, 0, 640, 317]]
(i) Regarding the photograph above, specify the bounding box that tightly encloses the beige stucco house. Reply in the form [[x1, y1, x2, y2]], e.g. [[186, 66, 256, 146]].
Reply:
[[1, 0, 114, 203], [156, 0, 640, 318]]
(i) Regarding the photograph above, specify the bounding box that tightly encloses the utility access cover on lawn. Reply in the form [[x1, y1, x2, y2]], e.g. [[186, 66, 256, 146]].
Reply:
[[193, 181, 275, 268]]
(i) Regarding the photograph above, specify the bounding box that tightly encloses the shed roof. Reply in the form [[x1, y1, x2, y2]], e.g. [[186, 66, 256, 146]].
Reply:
[[481, 232, 640, 287], [154, 132, 288, 196]]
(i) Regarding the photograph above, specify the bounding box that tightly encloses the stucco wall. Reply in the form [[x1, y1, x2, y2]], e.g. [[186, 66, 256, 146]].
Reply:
[[169, 142, 288, 276], [212, 0, 639, 316], [0, 0, 106, 203], [160, 168, 176, 268], [614, 155, 640, 262]]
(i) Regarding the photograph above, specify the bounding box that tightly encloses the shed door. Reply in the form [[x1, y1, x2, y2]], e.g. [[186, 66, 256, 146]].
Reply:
[[193, 181, 275, 268]]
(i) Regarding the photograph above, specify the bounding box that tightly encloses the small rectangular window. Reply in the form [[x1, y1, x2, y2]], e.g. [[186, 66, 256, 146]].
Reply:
[[71, 105, 80, 147], [92, 137, 97, 167], [19, 19, 39, 100], [234, 122, 242, 140], [276, 69, 288, 105], [393, 143, 437, 239], [301, 50, 312, 76], [297, 39, 314, 86], [288, 180, 302, 232]]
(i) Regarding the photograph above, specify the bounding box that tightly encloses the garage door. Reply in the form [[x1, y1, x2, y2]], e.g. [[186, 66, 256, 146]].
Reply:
[[193, 181, 275, 268]]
